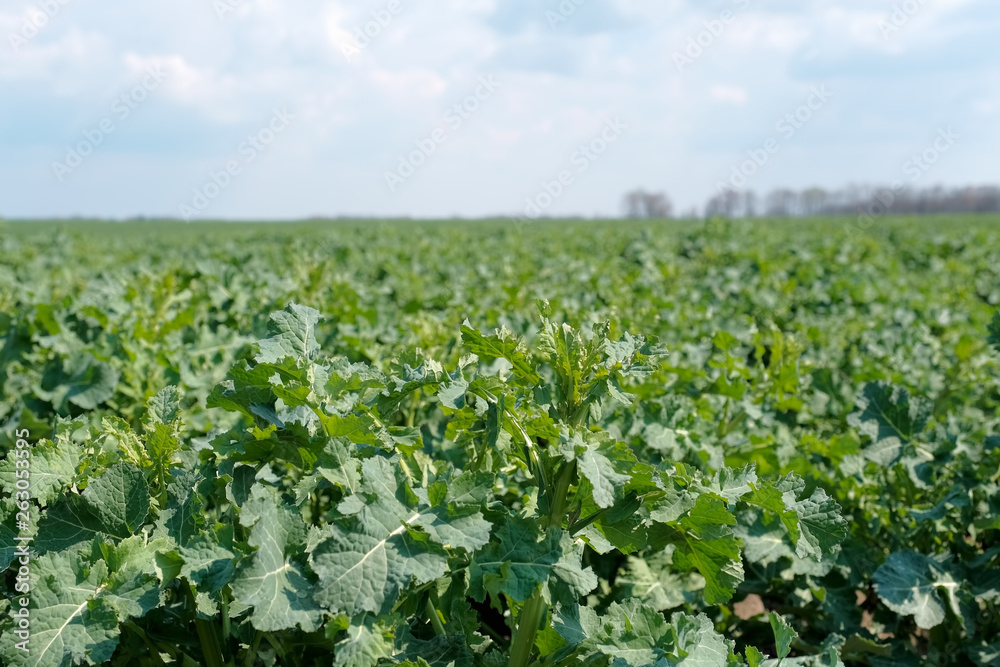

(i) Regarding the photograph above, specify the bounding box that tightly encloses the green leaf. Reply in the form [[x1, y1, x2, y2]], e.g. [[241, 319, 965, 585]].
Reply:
[[414, 509, 492, 552], [179, 533, 236, 594], [461, 322, 540, 384], [555, 599, 670, 665], [0, 551, 120, 667], [672, 496, 744, 605], [34, 496, 105, 552], [470, 517, 561, 603], [744, 476, 847, 561], [332, 614, 395, 667], [35, 462, 151, 552], [310, 519, 446, 616], [0, 435, 80, 507], [988, 312, 1000, 353], [255, 303, 322, 365], [848, 382, 929, 465], [314, 437, 361, 494], [746, 647, 765, 667], [146, 385, 181, 425], [84, 462, 150, 538], [713, 465, 757, 504], [555, 602, 733, 666], [311, 459, 448, 615], [578, 446, 630, 509], [873, 550, 957, 629], [667, 612, 738, 666], [769, 612, 797, 660], [37, 353, 119, 411], [155, 469, 204, 547], [230, 502, 321, 632], [398, 634, 475, 667], [230, 464, 257, 508], [616, 549, 704, 612]]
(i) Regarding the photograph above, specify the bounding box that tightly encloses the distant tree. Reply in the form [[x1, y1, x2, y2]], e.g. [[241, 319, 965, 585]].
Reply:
[[704, 189, 739, 218], [706, 183, 1000, 219], [764, 189, 798, 217], [623, 189, 673, 219], [801, 187, 828, 216]]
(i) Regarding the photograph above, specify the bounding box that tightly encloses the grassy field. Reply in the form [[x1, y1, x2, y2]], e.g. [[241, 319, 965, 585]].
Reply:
[[1, 216, 998, 666]]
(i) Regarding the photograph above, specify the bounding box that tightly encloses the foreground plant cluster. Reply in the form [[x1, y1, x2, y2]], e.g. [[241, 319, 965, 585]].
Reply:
[[0, 218, 998, 667]]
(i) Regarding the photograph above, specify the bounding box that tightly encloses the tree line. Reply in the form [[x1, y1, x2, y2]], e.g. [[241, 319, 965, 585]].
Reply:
[[623, 185, 1000, 219]]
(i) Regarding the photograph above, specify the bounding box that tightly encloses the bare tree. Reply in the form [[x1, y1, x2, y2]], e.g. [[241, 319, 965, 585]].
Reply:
[[801, 187, 828, 216], [705, 189, 741, 218], [765, 189, 798, 217], [708, 183, 1000, 218], [623, 189, 674, 219]]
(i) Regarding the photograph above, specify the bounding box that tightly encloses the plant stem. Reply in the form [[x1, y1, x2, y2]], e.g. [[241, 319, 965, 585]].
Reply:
[[124, 621, 167, 667], [425, 597, 447, 636], [508, 459, 575, 667], [547, 461, 576, 528], [507, 588, 547, 667], [181, 580, 226, 667], [244, 631, 263, 667], [221, 587, 231, 643]]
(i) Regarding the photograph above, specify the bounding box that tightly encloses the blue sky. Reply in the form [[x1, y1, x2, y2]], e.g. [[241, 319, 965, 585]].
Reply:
[[1, 0, 997, 220]]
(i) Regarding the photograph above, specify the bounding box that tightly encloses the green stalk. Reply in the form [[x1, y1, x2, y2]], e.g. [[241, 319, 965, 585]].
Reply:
[[244, 631, 263, 667], [425, 598, 447, 636], [181, 580, 226, 667], [547, 461, 576, 528], [507, 588, 547, 667], [221, 587, 231, 643], [124, 621, 167, 667], [508, 461, 576, 667]]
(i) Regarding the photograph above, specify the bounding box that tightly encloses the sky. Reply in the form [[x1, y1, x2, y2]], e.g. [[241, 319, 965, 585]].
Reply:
[[0, 0, 997, 220]]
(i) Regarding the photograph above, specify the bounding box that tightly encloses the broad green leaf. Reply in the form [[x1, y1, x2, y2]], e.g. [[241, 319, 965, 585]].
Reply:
[[255, 303, 322, 365], [461, 322, 540, 384], [154, 469, 204, 547], [0, 435, 80, 507], [311, 459, 447, 615], [848, 382, 930, 465], [333, 614, 394, 667], [34, 496, 105, 552], [672, 496, 744, 605], [230, 464, 257, 508], [667, 612, 738, 666], [230, 502, 321, 632], [179, 533, 236, 594], [84, 462, 150, 538], [398, 634, 475, 667], [578, 446, 630, 509], [0, 551, 120, 667], [616, 549, 704, 611], [146, 385, 180, 425], [874, 550, 957, 629], [36, 353, 119, 412]]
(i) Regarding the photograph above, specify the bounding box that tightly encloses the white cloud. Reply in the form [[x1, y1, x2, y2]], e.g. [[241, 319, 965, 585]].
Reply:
[[0, 0, 997, 219], [709, 84, 749, 106]]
